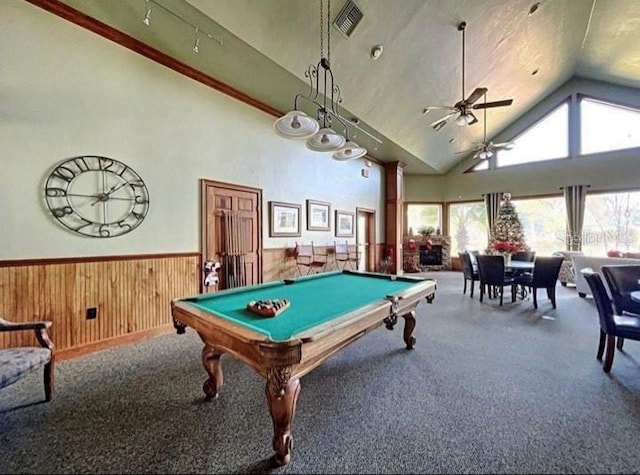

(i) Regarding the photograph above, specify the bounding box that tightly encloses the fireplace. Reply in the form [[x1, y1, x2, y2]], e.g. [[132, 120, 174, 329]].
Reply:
[[420, 245, 442, 266], [403, 235, 451, 272]]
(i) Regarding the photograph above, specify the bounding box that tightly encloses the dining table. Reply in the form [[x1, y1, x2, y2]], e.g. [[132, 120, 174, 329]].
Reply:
[[507, 260, 535, 299], [506, 260, 535, 272]]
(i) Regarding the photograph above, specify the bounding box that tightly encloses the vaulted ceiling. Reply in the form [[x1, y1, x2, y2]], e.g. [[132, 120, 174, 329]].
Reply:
[[56, 0, 640, 174]]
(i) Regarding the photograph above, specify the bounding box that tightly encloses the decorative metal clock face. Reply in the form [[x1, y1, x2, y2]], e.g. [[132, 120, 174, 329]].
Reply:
[[44, 156, 150, 238]]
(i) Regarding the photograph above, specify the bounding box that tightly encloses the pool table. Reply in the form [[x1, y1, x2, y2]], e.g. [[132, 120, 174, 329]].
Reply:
[[171, 270, 436, 466]]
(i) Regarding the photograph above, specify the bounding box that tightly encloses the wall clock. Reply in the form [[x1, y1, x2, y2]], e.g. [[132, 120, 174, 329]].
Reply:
[[44, 156, 150, 238]]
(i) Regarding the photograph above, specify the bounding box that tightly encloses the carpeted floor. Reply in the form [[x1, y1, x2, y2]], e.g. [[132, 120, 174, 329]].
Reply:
[[2, 271, 640, 474]]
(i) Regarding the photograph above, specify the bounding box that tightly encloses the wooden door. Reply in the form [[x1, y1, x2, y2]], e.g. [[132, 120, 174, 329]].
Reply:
[[356, 207, 376, 271], [201, 179, 262, 292]]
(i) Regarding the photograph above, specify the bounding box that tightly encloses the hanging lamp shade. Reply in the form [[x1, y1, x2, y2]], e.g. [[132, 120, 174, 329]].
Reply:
[[273, 110, 319, 140], [332, 141, 367, 160], [306, 127, 346, 152]]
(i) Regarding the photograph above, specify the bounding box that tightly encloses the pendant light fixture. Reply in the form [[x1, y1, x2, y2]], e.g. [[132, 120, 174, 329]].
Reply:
[[273, 0, 381, 160]]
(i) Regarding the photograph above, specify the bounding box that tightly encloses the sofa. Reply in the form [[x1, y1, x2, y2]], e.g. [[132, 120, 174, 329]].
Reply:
[[571, 255, 640, 298], [552, 251, 584, 286]]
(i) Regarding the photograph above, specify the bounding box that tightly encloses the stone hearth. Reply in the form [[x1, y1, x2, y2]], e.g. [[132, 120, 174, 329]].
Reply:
[[403, 235, 452, 272]]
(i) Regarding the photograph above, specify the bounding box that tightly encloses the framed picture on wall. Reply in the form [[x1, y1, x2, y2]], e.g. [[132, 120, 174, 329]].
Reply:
[[306, 199, 331, 231], [269, 201, 301, 237], [335, 210, 355, 237]]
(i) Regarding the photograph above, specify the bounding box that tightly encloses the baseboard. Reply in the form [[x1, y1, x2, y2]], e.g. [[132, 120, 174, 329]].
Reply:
[[56, 325, 175, 361]]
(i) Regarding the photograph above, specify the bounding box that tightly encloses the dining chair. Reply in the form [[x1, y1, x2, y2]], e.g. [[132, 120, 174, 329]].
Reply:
[[582, 269, 640, 373], [458, 251, 479, 298], [295, 242, 328, 276], [601, 265, 640, 317], [476, 255, 516, 306], [513, 256, 563, 309], [512, 251, 536, 262], [601, 265, 640, 351], [506, 251, 536, 277]]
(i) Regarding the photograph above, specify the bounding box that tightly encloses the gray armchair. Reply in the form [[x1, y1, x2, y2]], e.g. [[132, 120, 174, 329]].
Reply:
[[0, 317, 55, 402]]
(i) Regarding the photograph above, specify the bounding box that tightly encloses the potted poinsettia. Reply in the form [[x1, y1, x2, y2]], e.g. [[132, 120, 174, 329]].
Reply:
[[492, 240, 521, 264]]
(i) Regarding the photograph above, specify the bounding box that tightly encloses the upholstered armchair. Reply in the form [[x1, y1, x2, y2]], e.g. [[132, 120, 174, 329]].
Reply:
[[0, 317, 55, 402], [552, 251, 584, 286]]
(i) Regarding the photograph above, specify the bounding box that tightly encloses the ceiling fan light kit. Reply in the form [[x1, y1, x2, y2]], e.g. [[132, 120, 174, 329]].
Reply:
[[273, 0, 380, 161], [477, 149, 493, 160]]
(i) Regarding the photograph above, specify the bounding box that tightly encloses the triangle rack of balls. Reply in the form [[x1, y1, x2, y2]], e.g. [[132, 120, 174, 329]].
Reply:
[[246, 299, 291, 318]]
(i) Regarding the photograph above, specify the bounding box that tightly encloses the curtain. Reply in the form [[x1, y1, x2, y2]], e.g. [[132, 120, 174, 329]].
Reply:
[[484, 192, 503, 246], [563, 185, 588, 251]]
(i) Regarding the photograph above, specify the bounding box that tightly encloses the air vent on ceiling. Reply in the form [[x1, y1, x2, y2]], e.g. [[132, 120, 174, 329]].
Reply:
[[333, 0, 363, 38]]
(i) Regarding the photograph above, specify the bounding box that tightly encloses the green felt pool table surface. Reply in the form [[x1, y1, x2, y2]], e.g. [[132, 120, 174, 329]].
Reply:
[[184, 271, 427, 341]]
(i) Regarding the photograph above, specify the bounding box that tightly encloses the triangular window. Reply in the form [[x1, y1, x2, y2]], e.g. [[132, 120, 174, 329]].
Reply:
[[581, 97, 640, 155], [496, 103, 569, 167]]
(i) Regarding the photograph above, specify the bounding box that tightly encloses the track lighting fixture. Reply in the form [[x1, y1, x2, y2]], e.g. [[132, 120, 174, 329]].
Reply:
[[193, 26, 200, 53], [140, 0, 223, 53], [142, 0, 151, 26]]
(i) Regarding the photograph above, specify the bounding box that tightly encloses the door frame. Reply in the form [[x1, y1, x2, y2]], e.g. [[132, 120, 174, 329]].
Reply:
[[200, 179, 263, 290], [356, 207, 376, 272]]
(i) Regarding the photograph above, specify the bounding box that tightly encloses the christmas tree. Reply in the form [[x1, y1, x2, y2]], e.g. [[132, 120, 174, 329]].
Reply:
[[488, 193, 529, 254]]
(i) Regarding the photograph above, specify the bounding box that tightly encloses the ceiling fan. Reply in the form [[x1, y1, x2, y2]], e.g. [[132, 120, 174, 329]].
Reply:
[[423, 21, 514, 132], [457, 93, 515, 160]]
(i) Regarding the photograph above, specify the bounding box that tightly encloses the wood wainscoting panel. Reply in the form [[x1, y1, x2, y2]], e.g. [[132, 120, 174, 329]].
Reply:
[[263, 246, 337, 282], [0, 254, 199, 356]]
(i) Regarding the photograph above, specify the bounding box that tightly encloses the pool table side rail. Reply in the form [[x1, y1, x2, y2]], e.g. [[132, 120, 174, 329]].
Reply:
[[172, 300, 273, 344], [180, 279, 285, 302], [172, 300, 304, 375]]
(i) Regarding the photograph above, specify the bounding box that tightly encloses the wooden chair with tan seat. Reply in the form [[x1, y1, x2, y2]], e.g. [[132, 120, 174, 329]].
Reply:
[[334, 241, 351, 270], [295, 242, 328, 276], [348, 244, 361, 271]]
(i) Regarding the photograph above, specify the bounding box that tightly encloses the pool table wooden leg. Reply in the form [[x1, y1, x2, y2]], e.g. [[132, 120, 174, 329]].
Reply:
[[402, 310, 416, 349], [201, 344, 224, 399], [266, 368, 300, 466]]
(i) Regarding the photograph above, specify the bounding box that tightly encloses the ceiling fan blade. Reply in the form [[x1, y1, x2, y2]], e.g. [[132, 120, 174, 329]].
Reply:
[[455, 149, 474, 155], [429, 111, 457, 129], [494, 141, 515, 149], [423, 106, 456, 114], [466, 112, 478, 125], [465, 87, 488, 105], [432, 120, 448, 132], [473, 99, 514, 109]]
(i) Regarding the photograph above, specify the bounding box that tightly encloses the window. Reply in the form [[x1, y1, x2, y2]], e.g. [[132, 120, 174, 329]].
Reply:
[[509, 196, 566, 256], [468, 159, 488, 172], [497, 103, 569, 167], [582, 191, 640, 255], [406, 203, 441, 235], [448, 201, 487, 253], [581, 98, 640, 155]]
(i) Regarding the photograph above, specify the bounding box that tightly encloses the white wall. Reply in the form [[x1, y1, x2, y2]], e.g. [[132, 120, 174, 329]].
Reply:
[[0, 1, 384, 260]]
